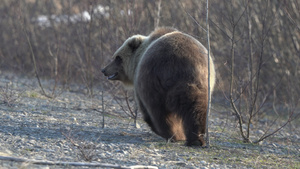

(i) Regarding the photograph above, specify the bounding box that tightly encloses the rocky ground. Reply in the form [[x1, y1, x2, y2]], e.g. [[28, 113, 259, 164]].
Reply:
[[0, 71, 299, 169]]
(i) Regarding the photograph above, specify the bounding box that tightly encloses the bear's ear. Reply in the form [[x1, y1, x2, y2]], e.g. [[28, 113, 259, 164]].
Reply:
[[128, 36, 143, 52]]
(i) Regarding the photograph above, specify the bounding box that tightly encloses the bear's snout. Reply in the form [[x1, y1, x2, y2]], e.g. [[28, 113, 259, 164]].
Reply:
[[101, 66, 120, 80]]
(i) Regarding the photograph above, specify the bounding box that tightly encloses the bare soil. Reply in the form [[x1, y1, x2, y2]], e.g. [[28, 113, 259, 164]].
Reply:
[[0, 72, 299, 169]]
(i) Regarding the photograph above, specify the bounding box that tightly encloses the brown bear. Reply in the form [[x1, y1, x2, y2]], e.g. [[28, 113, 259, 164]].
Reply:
[[102, 27, 215, 146]]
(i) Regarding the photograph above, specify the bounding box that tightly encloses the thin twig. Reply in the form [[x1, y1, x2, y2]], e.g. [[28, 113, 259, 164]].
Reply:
[[0, 156, 158, 169], [154, 0, 162, 28], [180, 3, 207, 33], [125, 91, 136, 119], [23, 28, 52, 99], [205, 0, 211, 148], [101, 90, 105, 128], [229, 23, 248, 142], [254, 110, 295, 143], [48, 44, 58, 97]]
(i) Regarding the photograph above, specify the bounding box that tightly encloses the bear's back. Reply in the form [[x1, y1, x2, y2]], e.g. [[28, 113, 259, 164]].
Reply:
[[148, 27, 178, 42], [138, 30, 209, 91]]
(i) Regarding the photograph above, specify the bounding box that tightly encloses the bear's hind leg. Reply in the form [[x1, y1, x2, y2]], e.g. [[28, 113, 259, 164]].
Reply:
[[167, 83, 208, 146], [183, 113, 206, 147], [150, 108, 175, 141], [184, 85, 208, 146]]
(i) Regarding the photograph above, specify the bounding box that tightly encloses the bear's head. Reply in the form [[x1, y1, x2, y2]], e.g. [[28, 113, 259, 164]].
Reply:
[[101, 35, 147, 86]]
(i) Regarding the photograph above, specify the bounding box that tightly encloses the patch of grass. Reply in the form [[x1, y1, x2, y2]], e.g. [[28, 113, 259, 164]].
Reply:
[[41, 111, 48, 114], [21, 148, 34, 154], [291, 161, 300, 169], [26, 91, 39, 98], [149, 138, 299, 168]]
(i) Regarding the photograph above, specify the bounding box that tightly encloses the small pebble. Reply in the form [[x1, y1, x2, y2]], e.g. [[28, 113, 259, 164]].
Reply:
[[200, 160, 207, 165]]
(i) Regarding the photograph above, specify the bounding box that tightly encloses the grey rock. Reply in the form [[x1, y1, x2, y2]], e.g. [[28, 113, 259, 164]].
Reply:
[[200, 160, 207, 165]]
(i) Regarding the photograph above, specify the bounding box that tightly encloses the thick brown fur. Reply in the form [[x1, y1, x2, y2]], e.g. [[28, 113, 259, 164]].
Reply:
[[102, 27, 216, 146]]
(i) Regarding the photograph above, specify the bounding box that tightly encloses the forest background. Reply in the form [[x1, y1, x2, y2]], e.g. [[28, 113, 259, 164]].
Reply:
[[0, 0, 299, 143]]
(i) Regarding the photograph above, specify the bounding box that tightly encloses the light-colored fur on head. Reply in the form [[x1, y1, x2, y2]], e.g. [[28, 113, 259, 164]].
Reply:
[[114, 35, 148, 88], [102, 34, 147, 89]]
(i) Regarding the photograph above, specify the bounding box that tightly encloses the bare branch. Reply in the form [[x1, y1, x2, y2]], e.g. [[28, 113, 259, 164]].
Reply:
[[254, 110, 296, 143], [228, 6, 250, 142], [23, 28, 53, 99], [0, 155, 158, 169], [205, 0, 211, 148]]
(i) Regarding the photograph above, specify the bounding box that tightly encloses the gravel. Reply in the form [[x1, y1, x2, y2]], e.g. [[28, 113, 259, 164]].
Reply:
[[0, 72, 299, 169]]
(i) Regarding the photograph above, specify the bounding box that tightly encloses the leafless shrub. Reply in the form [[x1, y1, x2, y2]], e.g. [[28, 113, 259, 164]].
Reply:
[[212, 0, 300, 143], [111, 87, 139, 128], [91, 90, 113, 128], [0, 83, 22, 107], [61, 130, 100, 162]]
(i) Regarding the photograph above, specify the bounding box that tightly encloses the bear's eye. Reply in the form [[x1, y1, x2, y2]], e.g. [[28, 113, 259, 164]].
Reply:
[[115, 56, 122, 64]]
